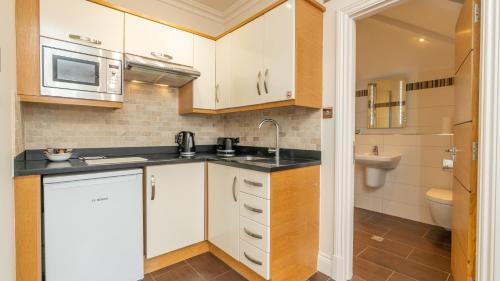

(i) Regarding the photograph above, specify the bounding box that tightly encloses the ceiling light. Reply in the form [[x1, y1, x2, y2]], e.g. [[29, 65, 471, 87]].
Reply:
[[154, 83, 169, 87], [418, 37, 425, 43]]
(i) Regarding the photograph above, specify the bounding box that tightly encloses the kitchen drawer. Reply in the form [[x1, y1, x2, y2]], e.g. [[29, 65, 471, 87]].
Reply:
[[239, 216, 270, 253], [239, 239, 270, 280], [239, 169, 270, 199], [239, 192, 270, 226]]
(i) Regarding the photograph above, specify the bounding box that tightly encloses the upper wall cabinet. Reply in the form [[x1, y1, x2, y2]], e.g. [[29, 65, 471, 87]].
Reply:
[[125, 14, 194, 67], [40, 0, 124, 53], [215, 0, 323, 112], [193, 35, 216, 109]]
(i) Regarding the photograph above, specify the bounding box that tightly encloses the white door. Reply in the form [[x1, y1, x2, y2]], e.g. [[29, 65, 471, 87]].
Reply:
[[145, 163, 205, 259], [263, 1, 295, 103], [230, 17, 265, 107], [43, 170, 144, 281], [215, 34, 234, 109], [125, 14, 194, 66], [193, 35, 216, 109], [40, 0, 124, 52], [208, 163, 240, 259]]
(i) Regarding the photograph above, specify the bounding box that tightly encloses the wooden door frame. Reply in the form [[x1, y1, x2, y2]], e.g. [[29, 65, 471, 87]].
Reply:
[[328, 0, 500, 280]]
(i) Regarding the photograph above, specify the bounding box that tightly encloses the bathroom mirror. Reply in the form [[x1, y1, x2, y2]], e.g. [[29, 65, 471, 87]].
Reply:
[[367, 79, 407, 129]]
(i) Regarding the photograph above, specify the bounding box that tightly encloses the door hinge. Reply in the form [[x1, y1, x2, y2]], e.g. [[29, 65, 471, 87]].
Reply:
[[474, 3, 480, 23], [472, 142, 478, 161]]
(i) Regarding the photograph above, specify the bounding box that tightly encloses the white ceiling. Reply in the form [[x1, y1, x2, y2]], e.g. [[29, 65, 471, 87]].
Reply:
[[191, 0, 239, 13], [356, 0, 462, 86]]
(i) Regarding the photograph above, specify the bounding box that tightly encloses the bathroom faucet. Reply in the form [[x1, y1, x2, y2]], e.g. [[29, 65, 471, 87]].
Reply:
[[372, 145, 379, 156], [258, 119, 280, 162]]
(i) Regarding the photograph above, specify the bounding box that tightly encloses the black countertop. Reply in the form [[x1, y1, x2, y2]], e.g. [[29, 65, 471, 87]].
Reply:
[[14, 146, 321, 176]]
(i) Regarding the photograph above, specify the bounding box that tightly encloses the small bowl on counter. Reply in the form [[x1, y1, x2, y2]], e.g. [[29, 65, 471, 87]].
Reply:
[[44, 148, 73, 162]]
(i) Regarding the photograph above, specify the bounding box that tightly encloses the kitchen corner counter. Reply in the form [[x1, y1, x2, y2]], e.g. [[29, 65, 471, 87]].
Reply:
[[14, 146, 321, 177]]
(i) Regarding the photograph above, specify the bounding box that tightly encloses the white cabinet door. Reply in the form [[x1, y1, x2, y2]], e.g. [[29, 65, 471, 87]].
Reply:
[[193, 36, 216, 109], [145, 163, 205, 259], [215, 34, 234, 109], [40, 0, 124, 52], [263, 1, 295, 103], [230, 17, 265, 107], [208, 163, 240, 259], [125, 14, 194, 66]]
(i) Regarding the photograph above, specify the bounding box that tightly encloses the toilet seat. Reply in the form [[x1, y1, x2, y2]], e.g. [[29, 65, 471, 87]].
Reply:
[[426, 188, 453, 205]]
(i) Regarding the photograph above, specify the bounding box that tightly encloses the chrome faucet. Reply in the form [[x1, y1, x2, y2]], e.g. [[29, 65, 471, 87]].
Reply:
[[258, 119, 280, 161], [372, 145, 379, 156]]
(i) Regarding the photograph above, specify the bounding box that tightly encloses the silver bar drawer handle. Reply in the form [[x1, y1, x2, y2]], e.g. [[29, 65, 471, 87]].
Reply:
[[264, 69, 269, 94], [244, 179, 263, 187], [244, 252, 263, 266], [244, 204, 263, 214], [151, 52, 173, 60], [244, 228, 263, 239], [151, 175, 156, 200], [69, 34, 102, 45], [232, 176, 237, 202]]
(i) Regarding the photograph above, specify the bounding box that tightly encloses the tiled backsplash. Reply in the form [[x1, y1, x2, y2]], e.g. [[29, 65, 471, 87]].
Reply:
[[18, 83, 322, 152], [355, 134, 453, 225]]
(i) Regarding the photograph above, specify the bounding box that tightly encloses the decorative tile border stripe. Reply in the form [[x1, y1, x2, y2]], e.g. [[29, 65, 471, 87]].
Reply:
[[355, 77, 454, 97], [406, 77, 454, 91], [356, 89, 368, 97], [368, 101, 406, 108]]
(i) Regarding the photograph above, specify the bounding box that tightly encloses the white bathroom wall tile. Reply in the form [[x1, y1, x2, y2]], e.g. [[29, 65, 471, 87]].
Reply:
[[383, 145, 449, 168], [382, 200, 435, 225], [407, 86, 455, 109], [354, 192, 383, 213], [382, 182, 421, 206], [356, 134, 384, 146], [356, 96, 368, 113]]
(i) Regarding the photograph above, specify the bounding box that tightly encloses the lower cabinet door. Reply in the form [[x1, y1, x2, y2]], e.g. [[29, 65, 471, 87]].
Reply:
[[145, 163, 205, 259], [208, 163, 240, 259]]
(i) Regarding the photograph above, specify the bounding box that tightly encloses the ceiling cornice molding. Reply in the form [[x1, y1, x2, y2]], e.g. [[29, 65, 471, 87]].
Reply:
[[223, 0, 266, 25], [157, 0, 225, 24]]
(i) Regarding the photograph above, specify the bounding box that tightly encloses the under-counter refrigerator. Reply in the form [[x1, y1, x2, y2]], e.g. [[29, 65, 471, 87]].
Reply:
[[43, 169, 144, 281]]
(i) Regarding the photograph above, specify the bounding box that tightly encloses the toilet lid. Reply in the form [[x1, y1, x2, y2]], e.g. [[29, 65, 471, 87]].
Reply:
[[426, 188, 453, 205]]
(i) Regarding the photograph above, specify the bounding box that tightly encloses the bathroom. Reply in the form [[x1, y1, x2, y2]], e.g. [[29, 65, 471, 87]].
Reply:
[[352, 0, 470, 280]]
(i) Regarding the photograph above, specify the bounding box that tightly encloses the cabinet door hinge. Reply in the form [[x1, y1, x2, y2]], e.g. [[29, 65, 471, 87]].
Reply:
[[474, 3, 480, 23], [472, 142, 479, 161]]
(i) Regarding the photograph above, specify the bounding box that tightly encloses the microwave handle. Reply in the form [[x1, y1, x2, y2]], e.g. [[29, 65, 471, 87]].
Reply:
[[68, 34, 102, 45]]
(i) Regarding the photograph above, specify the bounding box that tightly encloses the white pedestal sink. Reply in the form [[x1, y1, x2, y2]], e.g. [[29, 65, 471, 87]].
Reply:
[[355, 154, 402, 188]]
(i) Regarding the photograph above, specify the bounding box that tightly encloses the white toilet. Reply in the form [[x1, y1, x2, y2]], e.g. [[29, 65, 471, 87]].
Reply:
[[426, 188, 453, 230]]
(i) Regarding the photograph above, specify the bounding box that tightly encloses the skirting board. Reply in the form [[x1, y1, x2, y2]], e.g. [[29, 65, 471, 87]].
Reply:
[[317, 252, 350, 281]]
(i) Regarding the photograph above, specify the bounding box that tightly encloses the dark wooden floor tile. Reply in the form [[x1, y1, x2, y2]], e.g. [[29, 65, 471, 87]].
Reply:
[[397, 260, 449, 281], [187, 252, 231, 280], [366, 214, 431, 237], [355, 230, 413, 258], [387, 272, 417, 281], [212, 270, 248, 281], [358, 247, 404, 271], [151, 261, 189, 279], [351, 275, 366, 281], [354, 207, 377, 222], [385, 229, 451, 257], [353, 257, 393, 281], [448, 274, 454, 281], [355, 221, 391, 237], [353, 238, 368, 257], [408, 248, 451, 272], [424, 226, 452, 246], [143, 274, 155, 281], [308, 271, 330, 281], [154, 264, 204, 281]]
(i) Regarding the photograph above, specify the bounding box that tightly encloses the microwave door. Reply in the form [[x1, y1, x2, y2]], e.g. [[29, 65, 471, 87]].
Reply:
[[43, 46, 107, 93]]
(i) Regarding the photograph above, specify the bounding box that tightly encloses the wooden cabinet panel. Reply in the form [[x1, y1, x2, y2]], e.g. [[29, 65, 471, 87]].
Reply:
[[193, 36, 216, 109], [40, 0, 124, 52], [125, 14, 194, 66], [454, 122, 473, 191], [230, 16, 265, 107], [455, 53, 474, 125], [145, 163, 205, 259], [263, 1, 295, 103], [208, 163, 240, 259]]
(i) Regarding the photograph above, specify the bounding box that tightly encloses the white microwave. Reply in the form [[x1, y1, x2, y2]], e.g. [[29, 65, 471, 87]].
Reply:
[[40, 37, 123, 102]]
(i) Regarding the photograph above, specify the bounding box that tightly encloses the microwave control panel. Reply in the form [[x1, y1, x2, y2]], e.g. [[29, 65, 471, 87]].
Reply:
[[107, 60, 122, 94]]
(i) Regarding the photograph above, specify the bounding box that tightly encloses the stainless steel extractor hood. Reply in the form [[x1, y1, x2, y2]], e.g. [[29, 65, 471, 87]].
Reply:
[[124, 54, 200, 87]]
